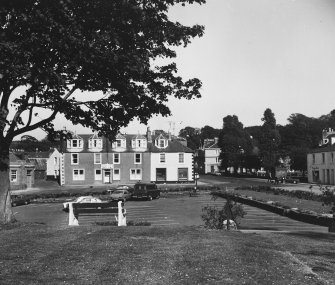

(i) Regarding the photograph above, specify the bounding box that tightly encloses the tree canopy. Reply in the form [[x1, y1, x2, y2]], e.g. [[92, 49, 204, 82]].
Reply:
[[0, 0, 206, 223], [0, 0, 205, 144]]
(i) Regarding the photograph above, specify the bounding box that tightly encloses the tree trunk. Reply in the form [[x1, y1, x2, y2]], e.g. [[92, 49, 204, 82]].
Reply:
[[329, 216, 335, 233], [0, 142, 14, 224]]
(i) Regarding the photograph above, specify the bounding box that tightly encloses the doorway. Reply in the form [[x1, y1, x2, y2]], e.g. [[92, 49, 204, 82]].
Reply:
[[103, 169, 112, 183]]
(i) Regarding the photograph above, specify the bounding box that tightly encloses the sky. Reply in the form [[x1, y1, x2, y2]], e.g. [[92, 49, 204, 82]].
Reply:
[[17, 0, 335, 139]]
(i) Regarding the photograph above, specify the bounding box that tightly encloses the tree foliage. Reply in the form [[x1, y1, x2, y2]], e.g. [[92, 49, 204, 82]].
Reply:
[[0, 0, 206, 223]]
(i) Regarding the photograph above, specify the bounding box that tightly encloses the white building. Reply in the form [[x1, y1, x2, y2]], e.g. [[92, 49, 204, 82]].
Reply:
[[203, 138, 221, 173]]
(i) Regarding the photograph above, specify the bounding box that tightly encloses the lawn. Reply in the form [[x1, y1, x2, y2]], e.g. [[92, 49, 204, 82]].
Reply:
[[230, 188, 332, 215], [0, 223, 334, 284]]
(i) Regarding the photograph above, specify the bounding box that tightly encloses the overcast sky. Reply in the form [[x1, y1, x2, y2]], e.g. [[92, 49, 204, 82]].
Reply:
[[22, 0, 335, 139]]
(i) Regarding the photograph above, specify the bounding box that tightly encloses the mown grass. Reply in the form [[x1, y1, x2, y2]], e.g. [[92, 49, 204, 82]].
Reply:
[[231, 188, 332, 215], [0, 223, 333, 284]]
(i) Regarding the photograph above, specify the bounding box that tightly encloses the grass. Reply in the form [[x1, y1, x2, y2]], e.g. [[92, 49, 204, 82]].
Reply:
[[231, 188, 332, 215], [0, 223, 334, 284]]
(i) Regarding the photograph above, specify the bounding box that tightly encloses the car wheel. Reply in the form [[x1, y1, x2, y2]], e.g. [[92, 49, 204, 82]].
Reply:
[[293, 181, 297, 184], [148, 196, 153, 201], [12, 203, 16, 207], [24, 201, 29, 205]]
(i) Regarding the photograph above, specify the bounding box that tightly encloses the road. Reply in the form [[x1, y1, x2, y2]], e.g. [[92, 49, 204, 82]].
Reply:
[[13, 192, 328, 232]]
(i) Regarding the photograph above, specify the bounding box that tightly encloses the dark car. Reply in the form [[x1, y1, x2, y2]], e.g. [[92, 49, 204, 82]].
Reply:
[[107, 185, 134, 194], [132, 182, 160, 200], [11, 195, 31, 207]]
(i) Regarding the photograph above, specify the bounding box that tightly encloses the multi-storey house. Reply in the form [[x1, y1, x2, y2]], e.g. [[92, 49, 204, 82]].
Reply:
[[60, 128, 194, 185], [307, 128, 335, 185], [203, 138, 221, 173]]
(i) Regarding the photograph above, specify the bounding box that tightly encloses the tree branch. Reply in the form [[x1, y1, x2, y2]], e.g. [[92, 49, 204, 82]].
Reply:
[[8, 86, 77, 140]]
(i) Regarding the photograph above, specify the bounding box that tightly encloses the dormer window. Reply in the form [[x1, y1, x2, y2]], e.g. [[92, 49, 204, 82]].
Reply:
[[71, 139, 82, 148], [88, 133, 103, 151], [112, 134, 126, 151], [131, 135, 147, 151], [67, 134, 84, 152], [155, 134, 168, 149]]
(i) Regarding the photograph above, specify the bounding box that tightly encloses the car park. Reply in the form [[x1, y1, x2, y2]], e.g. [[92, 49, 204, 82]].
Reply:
[[63, 196, 102, 211], [110, 190, 132, 202], [11, 195, 31, 207]]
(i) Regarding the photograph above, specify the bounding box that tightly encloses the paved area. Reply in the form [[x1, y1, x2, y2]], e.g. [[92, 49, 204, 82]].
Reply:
[[13, 193, 330, 232]]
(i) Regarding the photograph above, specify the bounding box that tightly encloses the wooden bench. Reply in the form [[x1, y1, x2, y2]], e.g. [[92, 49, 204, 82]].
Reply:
[[68, 201, 126, 226]]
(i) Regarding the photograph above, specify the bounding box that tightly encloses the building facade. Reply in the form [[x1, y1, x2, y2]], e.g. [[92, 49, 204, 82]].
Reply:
[[307, 129, 335, 185], [9, 153, 35, 190], [203, 138, 221, 173], [61, 129, 194, 186]]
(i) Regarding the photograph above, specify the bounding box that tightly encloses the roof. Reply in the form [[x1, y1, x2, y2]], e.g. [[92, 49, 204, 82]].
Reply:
[[28, 158, 47, 170], [203, 139, 219, 149], [65, 133, 193, 153], [309, 144, 335, 154], [25, 151, 50, 159]]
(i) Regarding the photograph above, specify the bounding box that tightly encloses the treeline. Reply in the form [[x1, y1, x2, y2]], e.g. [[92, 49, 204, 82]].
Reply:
[[179, 109, 335, 173]]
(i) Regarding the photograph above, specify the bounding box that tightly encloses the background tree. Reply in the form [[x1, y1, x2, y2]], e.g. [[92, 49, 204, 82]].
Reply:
[[259, 108, 281, 176], [0, 0, 206, 223], [200, 125, 220, 142], [179, 126, 201, 150], [219, 115, 252, 174]]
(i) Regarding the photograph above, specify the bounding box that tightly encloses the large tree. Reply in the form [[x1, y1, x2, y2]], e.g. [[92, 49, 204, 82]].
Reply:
[[219, 115, 252, 174], [0, 0, 205, 223], [259, 108, 281, 175]]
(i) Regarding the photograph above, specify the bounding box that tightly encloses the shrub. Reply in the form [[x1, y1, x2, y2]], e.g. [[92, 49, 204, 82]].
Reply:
[[201, 201, 246, 230]]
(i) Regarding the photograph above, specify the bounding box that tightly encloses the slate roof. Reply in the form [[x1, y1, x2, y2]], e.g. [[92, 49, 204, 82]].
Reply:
[[309, 144, 335, 154], [65, 133, 193, 153], [203, 139, 219, 149], [28, 158, 47, 171]]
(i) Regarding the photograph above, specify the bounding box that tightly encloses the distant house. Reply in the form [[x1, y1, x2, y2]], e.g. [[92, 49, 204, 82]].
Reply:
[[202, 138, 221, 173], [24, 148, 62, 181], [60, 129, 194, 186], [307, 128, 335, 185], [9, 153, 35, 190]]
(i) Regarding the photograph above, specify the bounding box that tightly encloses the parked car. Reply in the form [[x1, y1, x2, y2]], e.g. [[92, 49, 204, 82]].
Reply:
[[110, 190, 132, 202], [285, 176, 300, 184], [63, 196, 102, 212], [107, 185, 134, 194], [132, 182, 160, 201], [11, 195, 30, 207]]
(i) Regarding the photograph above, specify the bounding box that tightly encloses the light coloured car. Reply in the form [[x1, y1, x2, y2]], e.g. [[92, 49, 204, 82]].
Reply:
[[63, 196, 102, 211], [110, 190, 132, 202]]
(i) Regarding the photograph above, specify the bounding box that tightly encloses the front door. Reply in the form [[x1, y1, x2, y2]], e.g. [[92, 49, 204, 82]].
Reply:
[[103, 169, 112, 183]]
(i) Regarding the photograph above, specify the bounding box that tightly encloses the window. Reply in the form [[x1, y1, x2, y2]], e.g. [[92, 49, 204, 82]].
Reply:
[[94, 153, 101, 164], [10, 170, 17, 182], [113, 153, 120, 164], [116, 139, 122, 147], [113, 169, 120, 180], [95, 169, 102, 180], [71, 139, 82, 148], [26, 169, 32, 177], [54, 157, 58, 165], [332, 153, 334, 163], [322, 153, 325, 163], [159, 139, 165, 148], [178, 153, 184, 163], [160, 153, 166, 163], [71, 153, 79, 165], [178, 168, 188, 181], [73, 169, 85, 180], [135, 153, 141, 164], [88, 137, 102, 150], [312, 154, 315, 164], [132, 138, 147, 149], [130, 168, 142, 180]]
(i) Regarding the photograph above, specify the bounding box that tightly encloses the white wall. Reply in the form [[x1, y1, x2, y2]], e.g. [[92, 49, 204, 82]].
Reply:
[[47, 149, 61, 177], [150, 153, 193, 182]]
